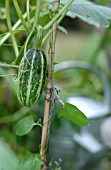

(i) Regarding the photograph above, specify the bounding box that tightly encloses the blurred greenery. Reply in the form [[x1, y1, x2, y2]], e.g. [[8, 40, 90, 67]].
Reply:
[[0, 140, 19, 170], [0, 0, 111, 169]]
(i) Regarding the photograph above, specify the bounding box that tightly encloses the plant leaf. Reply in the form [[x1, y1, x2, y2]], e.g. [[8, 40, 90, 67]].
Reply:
[[66, 0, 111, 27], [47, 0, 111, 27], [40, 10, 49, 18], [46, 0, 55, 3], [58, 103, 88, 126], [54, 61, 59, 65], [18, 152, 43, 170], [16, 116, 36, 136], [58, 25, 68, 35]]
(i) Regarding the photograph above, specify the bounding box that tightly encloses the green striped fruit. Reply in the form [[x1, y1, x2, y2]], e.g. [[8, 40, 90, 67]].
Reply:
[[17, 49, 47, 106]]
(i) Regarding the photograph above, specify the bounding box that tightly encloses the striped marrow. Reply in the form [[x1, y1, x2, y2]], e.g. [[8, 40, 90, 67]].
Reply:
[[17, 49, 47, 106]]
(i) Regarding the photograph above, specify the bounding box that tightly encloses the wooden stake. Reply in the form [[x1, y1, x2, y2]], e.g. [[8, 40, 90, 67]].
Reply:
[[40, 1, 60, 170]]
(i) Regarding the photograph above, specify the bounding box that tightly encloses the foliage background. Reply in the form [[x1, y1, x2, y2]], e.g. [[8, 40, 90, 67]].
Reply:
[[0, 0, 111, 169]]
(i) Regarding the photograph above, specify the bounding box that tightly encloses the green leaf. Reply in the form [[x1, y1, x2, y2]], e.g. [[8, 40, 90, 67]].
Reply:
[[18, 152, 43, 170], [67, 0, 111, 27], [46, 0, 55, 3], [58, 103, 88, 126], [54, 61, 59, 65], [47, 0, 111, 27], [40, 10, 49, 18], [58, 25, 68, 35], [66, 10, 76, 19], [16, 116, 36, 136]]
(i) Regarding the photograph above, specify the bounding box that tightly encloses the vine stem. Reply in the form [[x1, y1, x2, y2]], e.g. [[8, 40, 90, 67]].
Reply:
[[40, 1, 60, 169], [5, 0, 19, 57], [0, 62, 18, 68], [43, 0, 74, 30], [16, 0, 41, 65], [0, 107, 30, 124], [13, 0, 29, 32], [0, 12, 27, 46], [42, 10, 67, 46], [33, 0, 41, 29], [0, 7, 36, 47], [27, 0, 31, 28]]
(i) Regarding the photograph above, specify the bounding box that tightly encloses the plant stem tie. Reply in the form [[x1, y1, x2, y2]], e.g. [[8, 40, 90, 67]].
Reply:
[[45, 87, 53, 94]]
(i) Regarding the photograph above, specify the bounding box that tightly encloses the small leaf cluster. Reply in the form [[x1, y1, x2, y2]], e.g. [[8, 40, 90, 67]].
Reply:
[[18, 152, 43, 170]]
